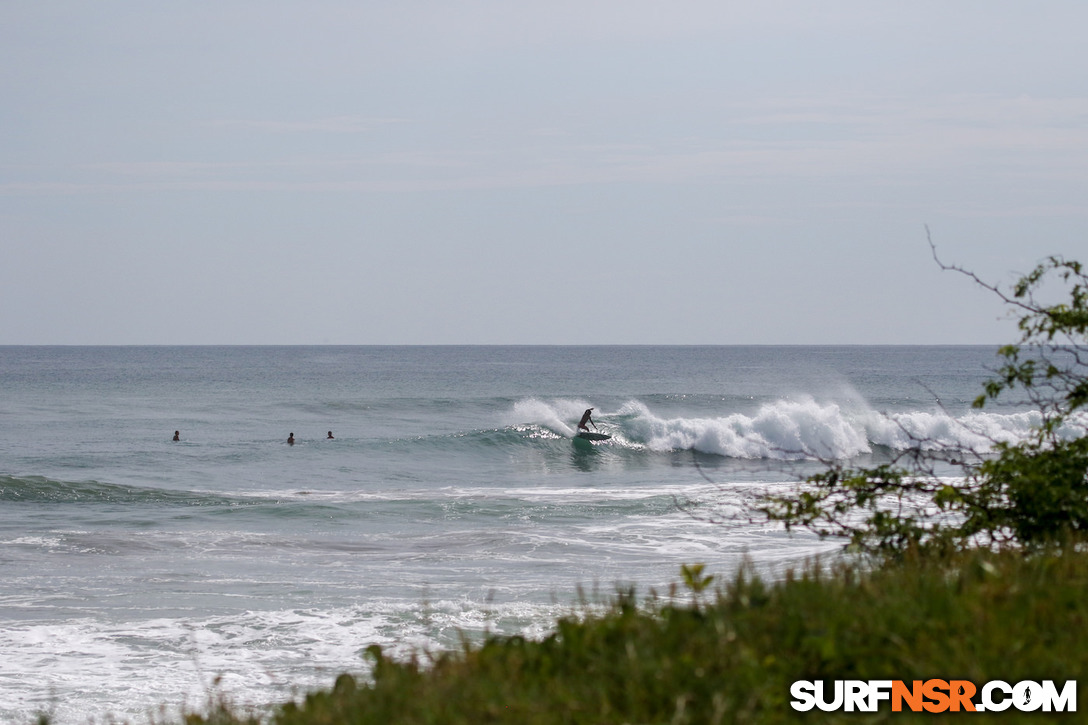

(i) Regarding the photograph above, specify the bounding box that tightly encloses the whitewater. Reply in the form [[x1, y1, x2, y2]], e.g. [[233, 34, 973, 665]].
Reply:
[[0, 346, 1033, 723]]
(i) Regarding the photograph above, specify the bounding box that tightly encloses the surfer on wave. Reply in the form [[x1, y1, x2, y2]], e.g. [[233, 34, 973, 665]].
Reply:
[[578, 408, 598, 432]]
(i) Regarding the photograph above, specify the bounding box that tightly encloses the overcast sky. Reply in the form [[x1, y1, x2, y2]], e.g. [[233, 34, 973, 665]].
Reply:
[[2, 1, 1086, 344]]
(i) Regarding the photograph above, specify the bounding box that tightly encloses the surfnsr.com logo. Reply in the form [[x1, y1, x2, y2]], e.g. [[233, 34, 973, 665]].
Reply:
[[790, 680, 1076, 713]]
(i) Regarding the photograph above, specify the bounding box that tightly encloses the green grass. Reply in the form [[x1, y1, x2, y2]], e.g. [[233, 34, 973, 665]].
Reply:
[[159, 549, 1088, 723]]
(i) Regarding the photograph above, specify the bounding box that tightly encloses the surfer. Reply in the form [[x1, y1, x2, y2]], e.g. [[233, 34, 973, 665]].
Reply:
[[173, 430, 180, 442], [578, 408, 598, 432], [287, 432, 295, 446], [327, 431, 334, 439]]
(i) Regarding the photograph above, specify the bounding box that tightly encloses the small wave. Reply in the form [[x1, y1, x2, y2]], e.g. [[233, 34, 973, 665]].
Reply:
[[0, 474, 242, 506], [374, 424, 565, 456]]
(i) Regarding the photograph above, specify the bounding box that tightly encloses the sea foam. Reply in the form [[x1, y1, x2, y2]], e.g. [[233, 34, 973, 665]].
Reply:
[[619, 398, 869, 459], [511, 397, 1056, 460]]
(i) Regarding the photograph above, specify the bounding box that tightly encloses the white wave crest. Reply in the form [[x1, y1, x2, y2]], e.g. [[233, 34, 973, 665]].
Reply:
[[509, 396, 1062, 461], [508, 398, 593, 437], [865, 409, 1043, 451], [619, 398, 870, 459]]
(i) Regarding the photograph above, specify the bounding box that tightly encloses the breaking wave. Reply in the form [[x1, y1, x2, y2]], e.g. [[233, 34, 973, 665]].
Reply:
[[510, 397, 1057, 461]]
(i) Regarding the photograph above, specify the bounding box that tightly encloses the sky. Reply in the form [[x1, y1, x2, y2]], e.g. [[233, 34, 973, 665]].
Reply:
[[2, 1, 1087, 345]]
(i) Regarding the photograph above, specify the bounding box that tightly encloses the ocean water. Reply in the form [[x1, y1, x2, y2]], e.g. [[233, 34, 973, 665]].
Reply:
[[0, 345, 1027, 723]]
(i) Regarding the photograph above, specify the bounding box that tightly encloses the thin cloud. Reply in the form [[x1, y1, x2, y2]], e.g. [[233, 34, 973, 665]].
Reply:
[[204, 116, 408, 133], [5, 94, 1086, 195]]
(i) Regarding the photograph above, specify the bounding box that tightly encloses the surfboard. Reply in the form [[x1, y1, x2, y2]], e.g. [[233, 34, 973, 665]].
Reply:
[[576, 432, 611, 441]]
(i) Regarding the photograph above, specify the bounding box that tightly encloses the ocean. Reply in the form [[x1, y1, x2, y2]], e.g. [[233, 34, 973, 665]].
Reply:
[[0, 345, 1032, 723]]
